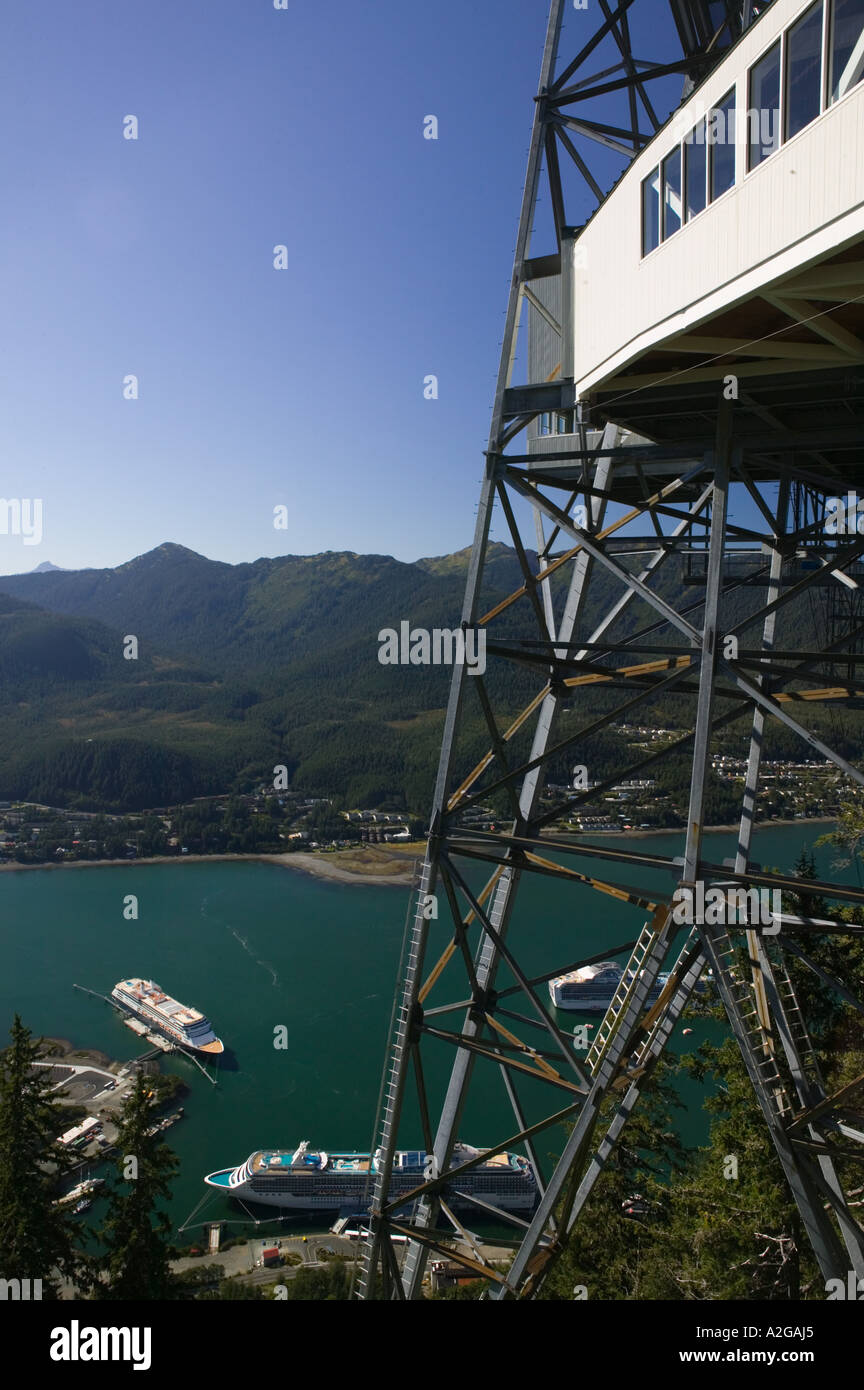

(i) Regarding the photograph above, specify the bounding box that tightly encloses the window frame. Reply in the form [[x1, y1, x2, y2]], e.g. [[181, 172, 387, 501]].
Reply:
[[661, 146, 683, 240], [709, 87, 737, 201], [747, 37, 784, 171], [784, 0, 825, 140], [641, 164, 661, 257], [827, 0, 864, 105], [683, 117, 708, 223]]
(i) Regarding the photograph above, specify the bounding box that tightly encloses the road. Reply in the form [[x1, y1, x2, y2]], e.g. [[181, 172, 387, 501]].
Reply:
[[171, 1232, 361, 1285]]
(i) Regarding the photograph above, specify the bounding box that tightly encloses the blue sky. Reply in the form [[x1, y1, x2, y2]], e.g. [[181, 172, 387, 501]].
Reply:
[[0, 0, 685, 573]]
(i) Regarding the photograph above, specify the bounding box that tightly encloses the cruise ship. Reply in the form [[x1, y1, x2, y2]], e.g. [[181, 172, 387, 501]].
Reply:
[[111, 978, 224, 1054], [548, 961, 670, 1012], [205, 1141, 536, 1214]]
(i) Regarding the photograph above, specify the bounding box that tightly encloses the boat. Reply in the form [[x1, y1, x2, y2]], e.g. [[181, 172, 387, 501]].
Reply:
[[111, 978, 224, 1055], [146, 1109, 184, 1138], [73, 1198, 93, 1214], [548, 961, 670, 1012], [205, 1141, 537, 1215], [53, 1178, 104, 1208]]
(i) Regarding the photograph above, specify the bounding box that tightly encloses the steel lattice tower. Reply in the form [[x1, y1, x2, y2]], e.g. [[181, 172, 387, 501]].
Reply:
[[359, 0, 864, 1299]]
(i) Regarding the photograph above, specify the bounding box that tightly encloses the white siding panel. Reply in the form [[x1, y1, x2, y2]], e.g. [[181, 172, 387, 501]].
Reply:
[[571, 0, 864, 395]]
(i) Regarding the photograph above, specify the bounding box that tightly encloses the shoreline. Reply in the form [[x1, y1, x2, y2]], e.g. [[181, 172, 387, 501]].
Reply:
[[0, 817, 838, 887], [0, 848, 424, 888], [570, 815, 837, 839]]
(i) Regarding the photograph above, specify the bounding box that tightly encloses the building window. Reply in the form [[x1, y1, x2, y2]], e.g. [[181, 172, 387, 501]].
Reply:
[[662, 147, 682, 239], [538, 410, 575, 435], [829, 0, 864, 103], [684, 118, 707, 220], [709, 89, 736, 199], [748, 41, 782, 168], [786, 2, 823, 138], [642, 165, 661, 255]]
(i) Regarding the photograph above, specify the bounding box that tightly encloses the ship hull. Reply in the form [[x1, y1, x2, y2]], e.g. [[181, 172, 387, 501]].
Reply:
[[205, 1173, 537, 1214], [548, 991, 626, 1013], [205, 1146, 537, 1215]]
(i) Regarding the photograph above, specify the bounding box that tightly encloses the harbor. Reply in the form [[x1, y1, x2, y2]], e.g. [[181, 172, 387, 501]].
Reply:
[[3, 827, 849, 1242], [32, 1035, 187, 1197]]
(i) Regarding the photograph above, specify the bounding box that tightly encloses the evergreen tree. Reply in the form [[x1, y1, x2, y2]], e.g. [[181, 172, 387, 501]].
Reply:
[[0, 1015, 80, 1297], [92, 1072, 178, 1300], [539, 1062, 686, 1300], [629, 834, 863, 1302], [656, 1035, 819, 1300], [204, 1276, 265, 1300], [273, 1260, 353, 1300], [784, 841, 864, 1055], [816, 793, 864, 873]]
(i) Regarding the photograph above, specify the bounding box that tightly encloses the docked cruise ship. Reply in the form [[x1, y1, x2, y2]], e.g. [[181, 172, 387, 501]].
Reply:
[[111, 978, 224, 1054], [548, 961, 670, 1012], [205, 1141, 536, 1214]]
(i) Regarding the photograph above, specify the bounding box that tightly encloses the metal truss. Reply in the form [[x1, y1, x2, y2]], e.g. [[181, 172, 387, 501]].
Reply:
[[358, 0, 864, 1299]]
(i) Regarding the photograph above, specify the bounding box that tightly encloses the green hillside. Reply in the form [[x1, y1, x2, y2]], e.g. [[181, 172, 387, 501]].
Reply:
[[0, 541, 857, 813]]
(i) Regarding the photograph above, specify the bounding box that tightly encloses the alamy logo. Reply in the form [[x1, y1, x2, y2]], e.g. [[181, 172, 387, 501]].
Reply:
[[0, 497, 43, 545], [378, 622, 486, 675], [825, 492, 864, 534], [825, 1272, 864, 1300], [49, 1321, 152, 1371], [0, 1277, 41, 1300], [669, 103, 775, 149], [672, 883, 780, 932]]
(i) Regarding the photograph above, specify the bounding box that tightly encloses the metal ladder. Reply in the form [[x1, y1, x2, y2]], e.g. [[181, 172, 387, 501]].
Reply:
[[585, 921, 660, 1076], [709, 924, 794, 1121], [765, 940, 824, 1093], [627, 928, 701, 1073], [355, 867, 429, 1298], [355, 1005, 413, 1297]]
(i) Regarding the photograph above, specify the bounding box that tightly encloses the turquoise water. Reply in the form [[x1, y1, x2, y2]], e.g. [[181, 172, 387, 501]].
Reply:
[[0, 824, 849, 1241]]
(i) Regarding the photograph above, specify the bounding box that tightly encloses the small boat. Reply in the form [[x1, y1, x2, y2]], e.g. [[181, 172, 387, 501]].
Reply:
[[53, 1177, 104, 1208], [73, 1198, 93, 1214]]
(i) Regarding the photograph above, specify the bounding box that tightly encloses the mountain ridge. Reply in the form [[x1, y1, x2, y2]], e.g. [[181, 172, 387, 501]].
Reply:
[[0, 541, 534, 809], [0, 539, 852, 813], [0, 542, 533, 670]]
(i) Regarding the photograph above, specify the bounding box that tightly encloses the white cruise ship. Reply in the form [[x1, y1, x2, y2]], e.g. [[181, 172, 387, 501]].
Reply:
[[111, 978, 224, 1054], [548, 961, 670, 1012], [205, 1141, 536, 1214]]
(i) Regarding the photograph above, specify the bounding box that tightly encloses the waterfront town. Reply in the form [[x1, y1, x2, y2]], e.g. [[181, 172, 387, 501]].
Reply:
[[0, 750, 843, 868]]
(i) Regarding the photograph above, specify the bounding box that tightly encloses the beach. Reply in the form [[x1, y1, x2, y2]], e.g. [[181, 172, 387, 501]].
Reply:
[[0, 817, 837, 887], [0, 844, 425, 887]]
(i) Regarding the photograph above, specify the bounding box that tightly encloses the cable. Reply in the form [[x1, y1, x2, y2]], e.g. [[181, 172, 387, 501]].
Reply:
[[594, 289, 864, 414]]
